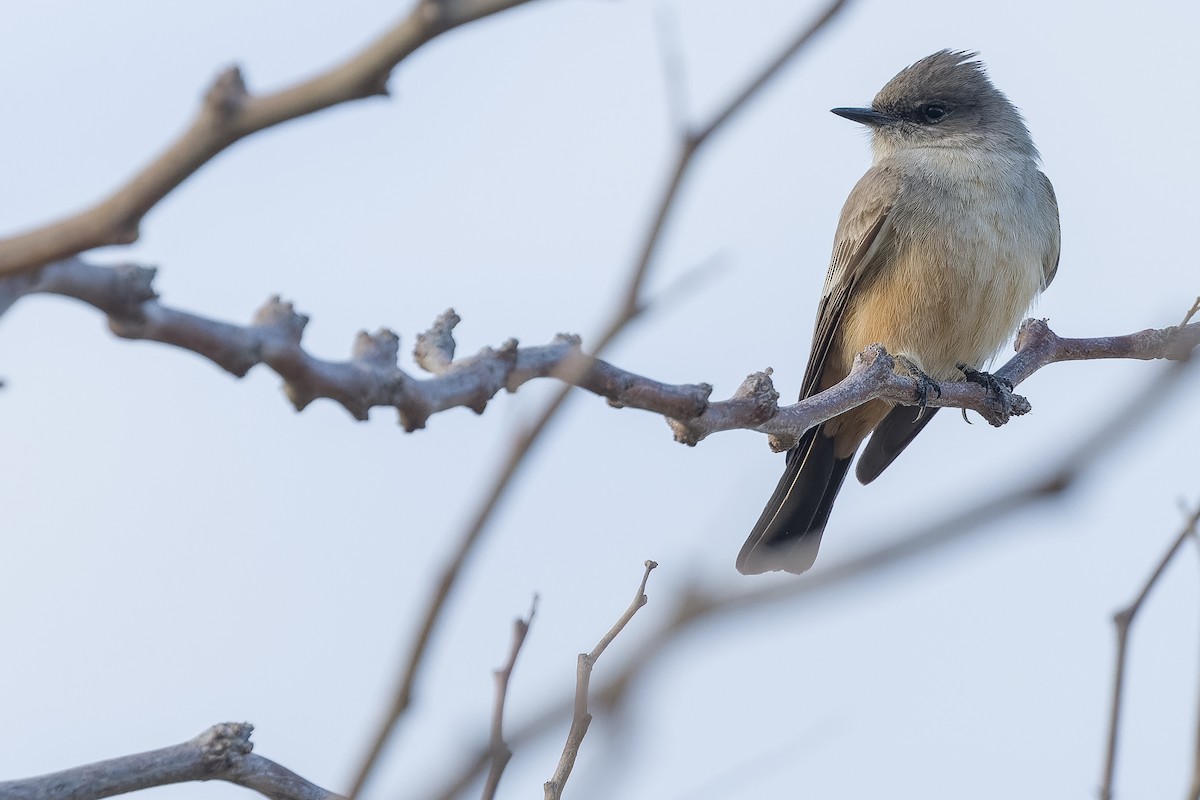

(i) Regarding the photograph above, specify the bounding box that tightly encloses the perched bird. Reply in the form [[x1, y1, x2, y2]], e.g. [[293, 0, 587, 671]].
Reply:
[[737, 50, 1060, 575]]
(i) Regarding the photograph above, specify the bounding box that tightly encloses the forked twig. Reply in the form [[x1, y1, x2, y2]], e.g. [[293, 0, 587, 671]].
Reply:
[[482, 597, 538, 800], [544, 561, 658, 800], [1099, 503, 1200, 800]]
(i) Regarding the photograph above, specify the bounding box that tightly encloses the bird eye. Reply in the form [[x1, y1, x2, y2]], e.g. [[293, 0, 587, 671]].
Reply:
[[921, 104, 948, 122]]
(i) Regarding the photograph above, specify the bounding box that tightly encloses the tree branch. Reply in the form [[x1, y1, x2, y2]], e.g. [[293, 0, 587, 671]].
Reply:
[[482, 598, 538, 800], [670, 315, 1200, 449], [544, 561, 657, 800], [425, 352, 1199, 800], [0, 723, 343, 800], [331, 3, 854, 793], [1, 258, 711, 429], [1099, 504, 1200, 800], [8, 260, 1198, 450], [0, 0, 541, 278]]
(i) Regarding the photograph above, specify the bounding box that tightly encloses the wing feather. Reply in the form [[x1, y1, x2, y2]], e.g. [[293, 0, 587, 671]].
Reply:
[[799, 166, 902, 400], [1038, 171, 1061, 289]]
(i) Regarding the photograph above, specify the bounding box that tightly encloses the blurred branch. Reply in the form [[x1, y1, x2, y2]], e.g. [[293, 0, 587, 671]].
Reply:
[[544, 561, 657, 800], [0, 723, 343, 800], [0, 0, 540, 278], [1099, 503, 1200, 800], [426, 353, 1198, 800], [1191, 540, 1200, 800], [347, 2, 851, 795], [482, 598, 538, 800]]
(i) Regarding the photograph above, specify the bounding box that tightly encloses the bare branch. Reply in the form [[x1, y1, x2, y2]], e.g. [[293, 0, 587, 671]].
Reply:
[[0, 722, 343, 800], [544, 561, 657, 800], [617, 0, 850, 321], [0, 0, 540, 278], [4, 259, 711, 429], [1099, 504, 1200, 800], [671, 316, 1200, 448], [1191, 540, 1200, 800], [482, 597, 538, 800], [10, 261, 1196, 454], [426, 354, 1198, 800], [346, 3, 851, 794]]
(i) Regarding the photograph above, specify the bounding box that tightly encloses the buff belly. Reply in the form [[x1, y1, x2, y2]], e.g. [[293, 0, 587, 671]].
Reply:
[[821, 227, 1045, 456]]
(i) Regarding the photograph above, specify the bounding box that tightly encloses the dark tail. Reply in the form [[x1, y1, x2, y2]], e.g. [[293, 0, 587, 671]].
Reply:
[[736, 426, 852, 575], [856, 406, 939, 484]]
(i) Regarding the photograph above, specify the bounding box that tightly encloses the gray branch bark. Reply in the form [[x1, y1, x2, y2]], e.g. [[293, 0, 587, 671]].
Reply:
[[0, 723, 343, 800], [4, 258, 1197, 450]]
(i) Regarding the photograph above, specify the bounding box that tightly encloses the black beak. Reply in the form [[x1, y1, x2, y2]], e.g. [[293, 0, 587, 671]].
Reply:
[[831, 107, 891, 127]]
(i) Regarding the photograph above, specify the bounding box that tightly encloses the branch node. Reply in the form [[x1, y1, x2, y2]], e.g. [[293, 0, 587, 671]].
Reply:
[[1014, 317, 1054, 352], [253, 296, 308, 343], [111, 222, 141, 246], [414, 308, 460, 374], [552, 332, 583, 347], [196, 721, 254, 768], [670, 370, 776, 447], [205, 66, 250, 120], [397, 395, 430, 432], [115, 263, 158, 302], [353, 328, 400, 367]]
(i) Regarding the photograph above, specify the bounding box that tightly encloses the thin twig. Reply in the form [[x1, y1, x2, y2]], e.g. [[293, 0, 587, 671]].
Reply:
[[652, 5, 690, 140], [544, 561, 658, 800], [1099, 504, 1200, 800], [0, 0, 541, 278], [1190, 526, 1200, 800], [618, 0, 851, 320], [482, 597, 538, 800], [0, 723, 343, 800], [346, 3, 852, 795], [1191, 568, 1200, 800], [1177, 296, 1200, 328]]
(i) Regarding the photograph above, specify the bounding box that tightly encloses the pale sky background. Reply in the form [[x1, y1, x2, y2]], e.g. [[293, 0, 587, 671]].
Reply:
[[3, 1, 1199, 799]]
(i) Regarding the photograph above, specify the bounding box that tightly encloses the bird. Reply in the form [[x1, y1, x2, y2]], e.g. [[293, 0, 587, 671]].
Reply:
[[737, 50, 1060, 575]]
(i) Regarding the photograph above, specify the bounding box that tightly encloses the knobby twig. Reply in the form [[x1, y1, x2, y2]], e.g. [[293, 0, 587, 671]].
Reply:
[[0, 723, 343, 800], [672, 316, 1200, 449], [482, 597, 538, 800], [544, 561, 657, 800], [426, 352, 1198, 800], [7, 260, 1197, 447], [2, 259, 710, 429], [347, 3, 851, 795], [1099, 504, 1200, 800], [0, 0, 541, 278]]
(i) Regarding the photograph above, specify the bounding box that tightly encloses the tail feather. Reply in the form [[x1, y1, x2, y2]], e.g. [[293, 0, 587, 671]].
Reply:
[[737, 427, 852, 575], [856, 406, 939, 484]]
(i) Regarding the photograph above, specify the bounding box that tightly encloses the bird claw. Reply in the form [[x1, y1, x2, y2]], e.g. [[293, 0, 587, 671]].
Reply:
[[956, 363, 1012, 395], [896, 355, 941, 420], [956, 363, 1019, 423]]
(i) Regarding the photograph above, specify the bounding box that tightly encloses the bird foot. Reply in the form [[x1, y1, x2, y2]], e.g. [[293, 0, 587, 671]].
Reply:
[[956, 363, 1012, 395], [956, 363, 1022, 425], [896, 355, 941, 420]]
